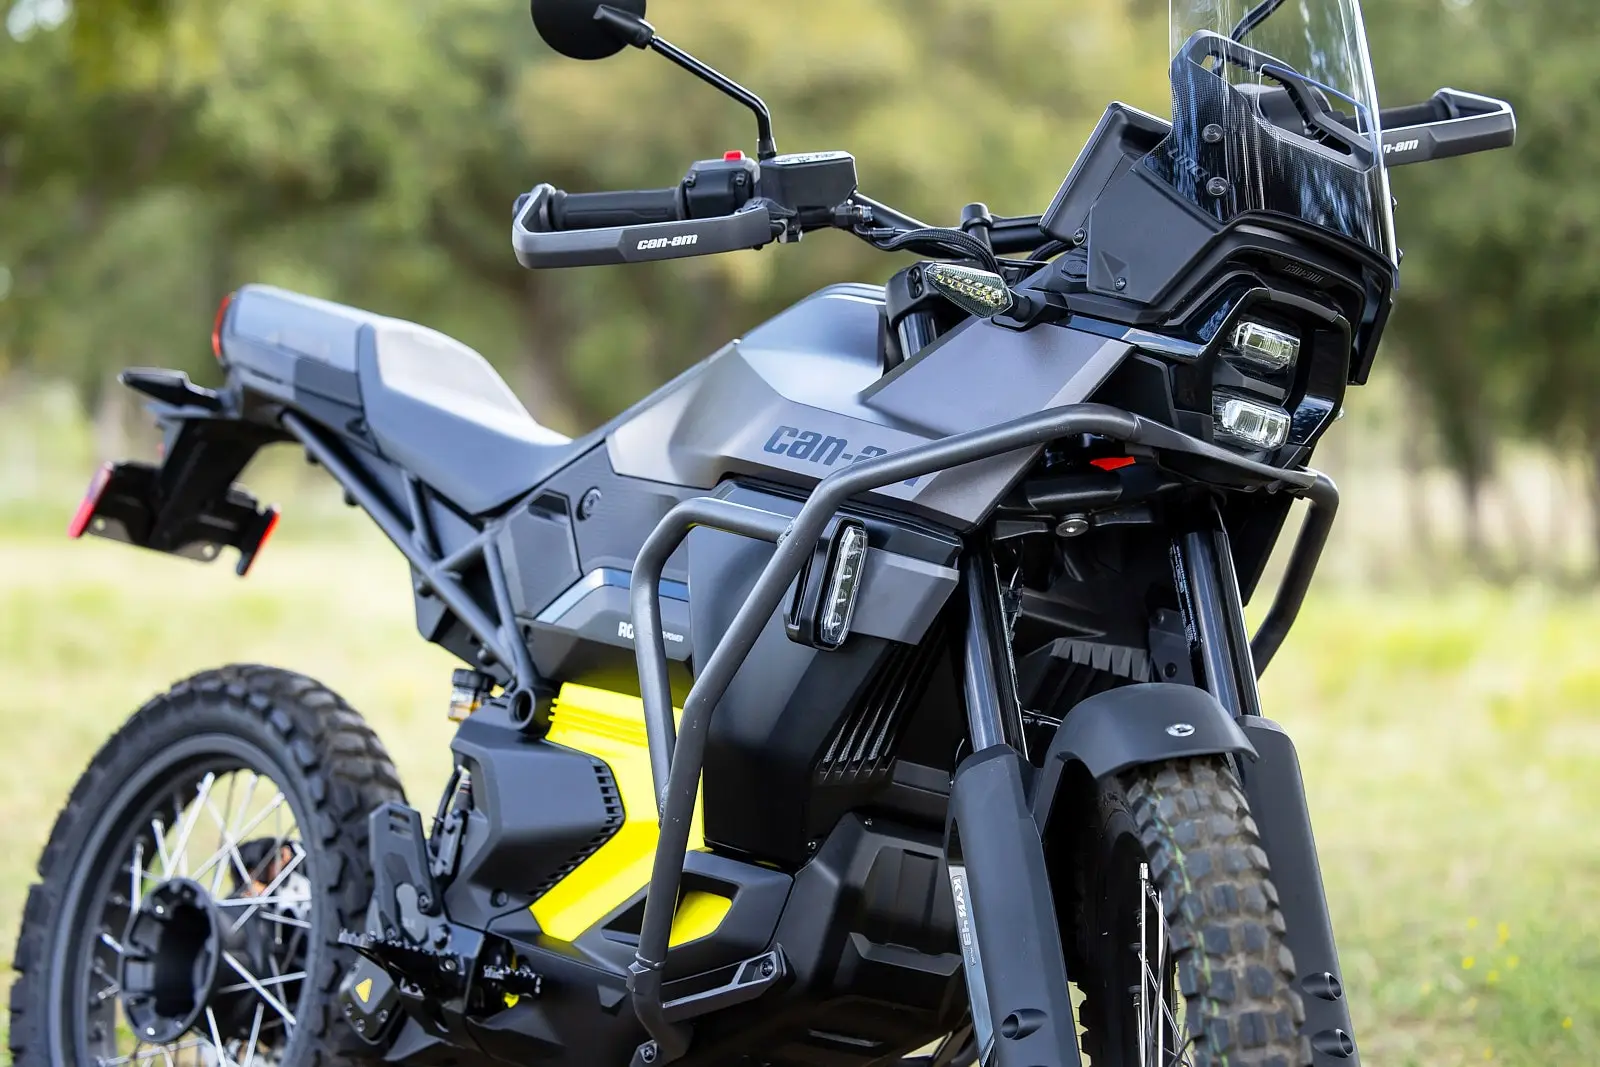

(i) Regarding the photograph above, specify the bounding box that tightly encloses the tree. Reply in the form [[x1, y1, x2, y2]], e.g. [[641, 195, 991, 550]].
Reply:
[[0, 0, 1167, 433]]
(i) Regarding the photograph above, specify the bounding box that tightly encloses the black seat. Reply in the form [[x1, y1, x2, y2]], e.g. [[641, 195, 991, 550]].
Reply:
[[223, 285, 579, 514]]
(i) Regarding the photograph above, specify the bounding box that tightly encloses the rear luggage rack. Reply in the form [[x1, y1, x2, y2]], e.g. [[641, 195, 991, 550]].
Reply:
[[621, 400, 1339, 1067]]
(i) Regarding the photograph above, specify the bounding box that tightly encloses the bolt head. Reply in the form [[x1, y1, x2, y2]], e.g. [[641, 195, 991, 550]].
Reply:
[[1056, 515, 1090, 538], [578, 488, 603, 520], [1113, 277, 1127, 291], [1071, 228, 1087, 246], [1206, 176, 1230, 198], [640, 1042, 658, 1063], [1202, 123, 1224, 144]]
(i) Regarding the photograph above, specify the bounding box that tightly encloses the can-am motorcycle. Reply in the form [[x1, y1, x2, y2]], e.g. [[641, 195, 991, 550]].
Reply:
[[10, 0, 1514, 1064]]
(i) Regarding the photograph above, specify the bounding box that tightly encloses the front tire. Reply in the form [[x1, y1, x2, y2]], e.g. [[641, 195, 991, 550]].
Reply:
[[1074, 757, 1310, 1067], [9, 665, 405, 1067]]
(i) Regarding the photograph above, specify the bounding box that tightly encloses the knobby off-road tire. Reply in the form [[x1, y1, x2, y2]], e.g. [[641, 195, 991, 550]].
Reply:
[[1074, 756, 1311, 1067], [9, 665, 405, 1067]]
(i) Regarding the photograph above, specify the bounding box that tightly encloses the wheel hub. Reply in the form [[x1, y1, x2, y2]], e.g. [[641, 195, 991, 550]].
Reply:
[[118, 878, 225, 1045]]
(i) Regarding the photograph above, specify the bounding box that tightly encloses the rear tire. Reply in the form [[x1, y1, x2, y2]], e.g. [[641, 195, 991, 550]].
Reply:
[[8, 665, 405, 1067], [1073, 757, 1310, 1067]]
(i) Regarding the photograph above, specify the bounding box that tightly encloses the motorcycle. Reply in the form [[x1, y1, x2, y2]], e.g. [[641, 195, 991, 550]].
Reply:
[[9, 0, 1515, 1064]]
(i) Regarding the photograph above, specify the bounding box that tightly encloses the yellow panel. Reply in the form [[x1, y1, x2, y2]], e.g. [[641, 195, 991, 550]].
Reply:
[[668, 890, 733, 947], [530, 683, 704, 942]]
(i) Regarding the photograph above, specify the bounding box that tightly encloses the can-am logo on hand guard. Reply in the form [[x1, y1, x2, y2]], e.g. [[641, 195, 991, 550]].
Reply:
[[636, 234, 698, 251], [1384, 139, 1421, 155], [763, 425, 921, 487]]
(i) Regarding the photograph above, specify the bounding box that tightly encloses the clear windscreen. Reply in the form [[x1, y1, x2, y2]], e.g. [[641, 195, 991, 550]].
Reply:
[[1148, 0, 1396, 263]]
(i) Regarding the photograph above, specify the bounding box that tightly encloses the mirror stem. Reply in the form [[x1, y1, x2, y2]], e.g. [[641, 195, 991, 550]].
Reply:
[[595, 5, 778, 160]]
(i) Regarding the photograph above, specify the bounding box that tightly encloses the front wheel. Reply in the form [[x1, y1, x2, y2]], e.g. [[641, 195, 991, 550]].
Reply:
[[1073, 757, 1310, 1067], [9, 666, 405, 1067]]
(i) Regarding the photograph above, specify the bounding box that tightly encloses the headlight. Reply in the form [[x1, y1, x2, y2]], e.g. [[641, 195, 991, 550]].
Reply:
[[1228, 320, 1300, 371], [1213, 393, 1291, 450]]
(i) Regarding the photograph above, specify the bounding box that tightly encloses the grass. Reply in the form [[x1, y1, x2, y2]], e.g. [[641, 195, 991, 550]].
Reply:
[[0, 512, 1596, 1065]]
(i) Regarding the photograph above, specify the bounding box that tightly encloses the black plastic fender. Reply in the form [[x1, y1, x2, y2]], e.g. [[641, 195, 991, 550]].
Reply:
[[1030, 682, 1255, 829]]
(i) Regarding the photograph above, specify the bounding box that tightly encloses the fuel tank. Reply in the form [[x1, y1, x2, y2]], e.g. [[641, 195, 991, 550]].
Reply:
[[605, 284, 1131, 529]]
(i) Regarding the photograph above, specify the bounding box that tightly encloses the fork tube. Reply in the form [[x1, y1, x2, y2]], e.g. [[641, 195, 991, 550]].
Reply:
[[1178, 529, 1245, 718], [959, 542, 1027, 754]]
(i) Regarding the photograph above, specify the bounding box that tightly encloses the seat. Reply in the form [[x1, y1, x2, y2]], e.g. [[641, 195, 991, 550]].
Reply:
[[223, 285, 579, 515]]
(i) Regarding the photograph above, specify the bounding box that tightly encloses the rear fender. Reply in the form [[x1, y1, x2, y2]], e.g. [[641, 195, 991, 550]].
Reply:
[[1030, 682, 1255, 829], [69, 369, 284, 575]]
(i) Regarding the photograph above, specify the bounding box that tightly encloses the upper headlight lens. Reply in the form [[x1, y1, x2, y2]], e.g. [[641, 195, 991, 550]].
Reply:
[[1229, 320, 1300, 371]]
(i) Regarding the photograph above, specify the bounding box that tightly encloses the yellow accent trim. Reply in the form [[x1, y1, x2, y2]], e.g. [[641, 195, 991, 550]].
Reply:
[[668, 890, 733, 947], [354, 977, 373, 1004], [530, 684, 703, 942]]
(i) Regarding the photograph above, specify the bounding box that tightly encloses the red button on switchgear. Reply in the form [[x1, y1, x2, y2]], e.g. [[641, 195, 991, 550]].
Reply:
[[723, 150, 746, 161]]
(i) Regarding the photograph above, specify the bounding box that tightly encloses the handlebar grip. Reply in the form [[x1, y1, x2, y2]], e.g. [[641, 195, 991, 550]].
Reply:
[[1379, 99, 1452, 130], [549, 187, 685, 230]]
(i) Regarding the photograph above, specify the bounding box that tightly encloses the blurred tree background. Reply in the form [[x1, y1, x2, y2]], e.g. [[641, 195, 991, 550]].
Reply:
[[0, 0, 1593, 571]]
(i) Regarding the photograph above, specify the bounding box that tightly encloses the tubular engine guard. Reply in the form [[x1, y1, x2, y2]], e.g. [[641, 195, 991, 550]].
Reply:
[[620, 400, 1338, 1065]]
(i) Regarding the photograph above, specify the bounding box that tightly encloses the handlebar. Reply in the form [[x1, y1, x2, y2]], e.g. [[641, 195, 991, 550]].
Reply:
[[1377, 88, 1516, 167], [548, 187, 685, 229]]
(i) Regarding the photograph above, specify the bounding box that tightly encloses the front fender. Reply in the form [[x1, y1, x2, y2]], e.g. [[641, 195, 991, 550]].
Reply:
[[1030, 682, 1255, 829]]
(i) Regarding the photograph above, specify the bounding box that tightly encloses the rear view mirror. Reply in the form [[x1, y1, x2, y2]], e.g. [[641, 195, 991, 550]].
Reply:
[[529, 0, 647, 61]]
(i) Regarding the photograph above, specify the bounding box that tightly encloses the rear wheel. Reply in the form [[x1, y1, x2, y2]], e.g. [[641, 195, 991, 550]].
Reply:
[[9, 666, 404, 1067], [1073, 757, 1310, 1067]]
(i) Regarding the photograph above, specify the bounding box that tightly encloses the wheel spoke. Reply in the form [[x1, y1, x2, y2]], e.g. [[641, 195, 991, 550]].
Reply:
[[241, 1004, 265, 1067], [190, 792, 285, 885], [217, 969, 307, 995], [151, 817, 172, 876], [167, 772, 217, 878], [205, 1007, 239, 1067], [99, 1040, 205, 1066], [222, 951, 298, 1027], [202, 796, 256, 896], [253, 910, 311, 930], [228, 846, 306, 932], [130, 840, 146, 911], [99, 931, 125, 955]]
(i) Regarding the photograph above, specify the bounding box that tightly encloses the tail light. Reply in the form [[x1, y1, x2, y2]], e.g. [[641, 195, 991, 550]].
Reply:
[[67, 464, 114, 538], [212, 291, 236, 362]]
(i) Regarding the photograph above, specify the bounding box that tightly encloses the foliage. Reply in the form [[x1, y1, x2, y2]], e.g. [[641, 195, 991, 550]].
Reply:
[[0, 0, 1167, 429], [1368, 0, 1600, 535]]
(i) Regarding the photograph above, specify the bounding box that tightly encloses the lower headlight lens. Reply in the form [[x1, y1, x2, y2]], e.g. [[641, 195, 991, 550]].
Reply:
[[1213, 393, 1291, 450]]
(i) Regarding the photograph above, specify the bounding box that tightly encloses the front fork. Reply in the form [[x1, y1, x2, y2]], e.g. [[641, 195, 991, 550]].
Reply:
[[946, 521, 1359, 1067], [945, 544, 1084, 1067], [1181, 520, 1361, 1066]]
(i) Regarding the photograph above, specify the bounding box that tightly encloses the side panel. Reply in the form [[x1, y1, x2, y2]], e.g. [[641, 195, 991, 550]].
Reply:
[[605, 286, 1131, 528], [688, 484, 964, 864]]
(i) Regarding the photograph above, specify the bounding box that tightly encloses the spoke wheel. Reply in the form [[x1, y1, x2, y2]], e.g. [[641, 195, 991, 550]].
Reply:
[[1073, 757, 1311, 1067], [10, 667, 404, 1067]]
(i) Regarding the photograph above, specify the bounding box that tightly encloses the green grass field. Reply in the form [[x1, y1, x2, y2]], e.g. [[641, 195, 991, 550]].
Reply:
[[1, 516, 1596, 1065]]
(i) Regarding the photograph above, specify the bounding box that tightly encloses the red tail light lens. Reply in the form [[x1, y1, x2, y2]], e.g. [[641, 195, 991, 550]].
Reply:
[[212, 290, 236, 362], [68, 464, 114, 538], [239, 507, 281, 577]]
